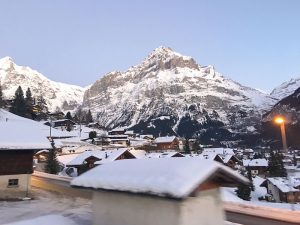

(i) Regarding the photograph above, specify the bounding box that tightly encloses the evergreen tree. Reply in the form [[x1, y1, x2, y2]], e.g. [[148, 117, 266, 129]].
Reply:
[[192, 140, 202, 154], [85, 109, 93, 123], [10, 86, 26, 117], [267, 151, 287, 177], [36, 95, 48, 120], [25, 88, 33, 118], [0, 82, 4, 108], [45, 140, 60, 174], [246, 167, 255, 191], [184, 137, 191, 154], [65, 111, 73, 120], [235, 169, 252, 201]]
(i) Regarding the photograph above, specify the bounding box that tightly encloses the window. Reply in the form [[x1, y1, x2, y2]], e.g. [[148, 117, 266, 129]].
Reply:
[[8, 179, 19, 187]]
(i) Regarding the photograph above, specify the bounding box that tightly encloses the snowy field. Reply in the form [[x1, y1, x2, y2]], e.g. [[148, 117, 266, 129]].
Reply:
[[0, 188, 91, 225]]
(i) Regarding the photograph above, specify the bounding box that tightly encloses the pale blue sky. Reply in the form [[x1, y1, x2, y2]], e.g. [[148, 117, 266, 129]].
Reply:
[[0, 0, 299, 92]]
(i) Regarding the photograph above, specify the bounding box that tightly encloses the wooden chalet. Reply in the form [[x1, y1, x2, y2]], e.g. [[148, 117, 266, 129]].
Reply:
[[153, 136, 179, 150], [261, 177, 300, 203], [44, 119, 76, 131], [66, 149, 136, 175], [0, 112, 52, 199]]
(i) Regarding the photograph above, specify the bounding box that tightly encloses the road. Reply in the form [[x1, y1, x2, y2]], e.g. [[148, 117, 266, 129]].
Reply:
[[31, 175, 299, 225], [31, 175, 92, 199]]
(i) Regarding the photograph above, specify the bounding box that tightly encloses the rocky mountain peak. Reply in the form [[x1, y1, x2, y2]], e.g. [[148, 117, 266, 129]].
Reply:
[[0, 56, 15, 71]]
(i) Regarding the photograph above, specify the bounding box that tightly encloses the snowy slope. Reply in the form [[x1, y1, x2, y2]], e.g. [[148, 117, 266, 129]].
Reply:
[[83, 47, 276, 143], [0, 109, 77, 149], [270, 77, 300, 100], [0, 57, 85, 112]]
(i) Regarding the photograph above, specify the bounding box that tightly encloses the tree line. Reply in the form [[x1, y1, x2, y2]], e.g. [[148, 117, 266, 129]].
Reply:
[[0, 84, 94, 123]]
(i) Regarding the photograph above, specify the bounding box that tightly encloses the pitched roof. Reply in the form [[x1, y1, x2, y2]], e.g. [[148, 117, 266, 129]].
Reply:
[[267, 177, 300, 193], [0, 110, 52, 150], [66, 148, 132, 166], [153, 136, 177, 144], [71, 158, 249, 199]]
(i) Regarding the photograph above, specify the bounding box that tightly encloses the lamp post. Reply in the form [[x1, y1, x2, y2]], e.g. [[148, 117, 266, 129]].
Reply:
[[274, 116, 287, 153]]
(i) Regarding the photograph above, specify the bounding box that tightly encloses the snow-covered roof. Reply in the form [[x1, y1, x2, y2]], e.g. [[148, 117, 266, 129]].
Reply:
[[146, 152, 184, 158], [57, 154, 80, 166], [243, 159, 268, 167], [198, 153, 219, 160], [71, 158, 249, 199], [153, 136, 177, 144], [0, 109, 52, 150], [66, 148, 131, 166], [111, 127, 127, 132], [220, 154, 239, 164], [124, 130, 134, 135], [202, 148, 235, 155], [267, 177, 300, 193], [128, 150, 147, 159]]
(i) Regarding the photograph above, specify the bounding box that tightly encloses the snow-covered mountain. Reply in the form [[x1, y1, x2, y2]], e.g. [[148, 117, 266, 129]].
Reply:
[[270, 77, 300, 100], [83, 47, 276, 145], [0, 57, 85, 112]]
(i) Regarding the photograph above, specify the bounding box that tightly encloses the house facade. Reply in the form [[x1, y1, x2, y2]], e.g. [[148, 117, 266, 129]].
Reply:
[[264, 177, 300, 203], [153, 136, 179, 150], [0, 109, 52, 199], [0, 150, 34, 199]]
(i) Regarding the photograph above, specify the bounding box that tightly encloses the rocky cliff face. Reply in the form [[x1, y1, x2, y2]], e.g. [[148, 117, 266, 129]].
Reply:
[[0, 57, 85, 112], [83, 47, 276, 146]]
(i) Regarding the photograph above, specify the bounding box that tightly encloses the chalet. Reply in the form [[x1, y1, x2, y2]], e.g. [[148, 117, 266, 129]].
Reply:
[[71, 158, 248, 225], [198, 153, 224, 164], [108, 127, 127, 135], [44, 119, 76, 131], [34, 150, 49, 163], [153, 136, 179, 150], [48, 112, 65, 120], [261, 177, 300, 203], [66, 148, 136, 175], [220, 154, 240, 169], [0, 110, 51, 199], [108, 135, 129, 147], [243, 159, 268, 176]]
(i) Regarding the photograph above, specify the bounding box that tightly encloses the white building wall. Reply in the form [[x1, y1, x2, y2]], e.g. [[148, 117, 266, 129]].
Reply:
[[180, 188, 225, 225], [0, 174, 31, 199], [92, 187, 225, 225]]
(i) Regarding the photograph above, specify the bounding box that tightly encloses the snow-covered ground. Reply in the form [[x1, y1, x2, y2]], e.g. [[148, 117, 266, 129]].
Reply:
[[0, 188, 91, 225], [221, 176, 300, 210]]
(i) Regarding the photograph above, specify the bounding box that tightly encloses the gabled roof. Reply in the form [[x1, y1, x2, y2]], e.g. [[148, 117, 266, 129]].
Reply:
[[0, 109, 52, 150], [153, 136, 177, 144], [266, 177, 300, 193], [71, 158, 249, 199], [66, 148, 133, 166]]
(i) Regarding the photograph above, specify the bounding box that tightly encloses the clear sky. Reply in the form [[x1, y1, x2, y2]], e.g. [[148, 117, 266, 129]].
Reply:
[[0, 0, 299, 92]]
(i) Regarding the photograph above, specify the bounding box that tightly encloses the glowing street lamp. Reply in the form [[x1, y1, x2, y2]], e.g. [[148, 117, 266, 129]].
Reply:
[[274, 116, 288, 153]]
